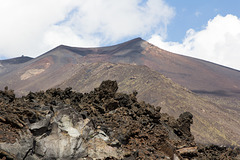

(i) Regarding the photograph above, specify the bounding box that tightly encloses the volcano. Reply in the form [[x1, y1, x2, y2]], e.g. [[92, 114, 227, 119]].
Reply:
[[1, 38, 240, 97], [0, 38, 240, 146]]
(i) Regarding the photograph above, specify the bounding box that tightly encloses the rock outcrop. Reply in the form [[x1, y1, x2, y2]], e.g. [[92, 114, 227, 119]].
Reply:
[[0, 80, 239, 159]]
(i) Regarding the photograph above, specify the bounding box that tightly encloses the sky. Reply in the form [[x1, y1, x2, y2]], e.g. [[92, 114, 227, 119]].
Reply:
[[0, 0, 240, 70]]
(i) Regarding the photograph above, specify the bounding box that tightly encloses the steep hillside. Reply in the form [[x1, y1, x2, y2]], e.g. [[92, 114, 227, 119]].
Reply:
[[0, 38, 239, 146], [1, 38, 240, 97], [45, 38, 240, 97], [57, 62, 240, 145]]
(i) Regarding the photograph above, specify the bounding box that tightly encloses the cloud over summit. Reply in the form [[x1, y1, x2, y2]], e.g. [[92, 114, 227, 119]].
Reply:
[[0, 0, 174, 58]]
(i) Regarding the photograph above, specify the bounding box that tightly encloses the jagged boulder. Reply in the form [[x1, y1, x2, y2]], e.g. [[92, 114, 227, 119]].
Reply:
[[0, 80, 239, 160]]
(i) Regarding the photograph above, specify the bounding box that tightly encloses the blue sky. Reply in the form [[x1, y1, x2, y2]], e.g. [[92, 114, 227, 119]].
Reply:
[[166, 0, 240, 42], [0, 0, 240, 70]]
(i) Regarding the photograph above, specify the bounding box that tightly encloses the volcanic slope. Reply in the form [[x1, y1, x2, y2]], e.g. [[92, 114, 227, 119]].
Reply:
[[0, 38, 240, 146], [56, 62, 240, 146], [45, 38, 240, 98], [0, 56, 33, 76], [1, 38, 240, 98], [0, 58, 240, 145]]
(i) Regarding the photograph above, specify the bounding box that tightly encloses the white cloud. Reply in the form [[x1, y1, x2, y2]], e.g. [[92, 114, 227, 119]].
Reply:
[[0, 0, 76, 58], [43, 25, 101, 48], [0, 0, 174, 58], [52, 0, 175, 45], [148, 14, 240, 71]]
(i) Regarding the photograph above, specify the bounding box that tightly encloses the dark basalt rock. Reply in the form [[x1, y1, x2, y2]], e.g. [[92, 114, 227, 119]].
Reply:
[[0, 80, 239, 160]]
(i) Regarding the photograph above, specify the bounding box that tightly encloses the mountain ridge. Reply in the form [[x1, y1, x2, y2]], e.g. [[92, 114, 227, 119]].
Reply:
[[0, 38, 239, 146], [39, 38, 240, 97]]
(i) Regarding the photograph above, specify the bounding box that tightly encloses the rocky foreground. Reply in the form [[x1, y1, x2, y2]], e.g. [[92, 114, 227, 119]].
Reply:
[[0, 80, 239, 160]]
